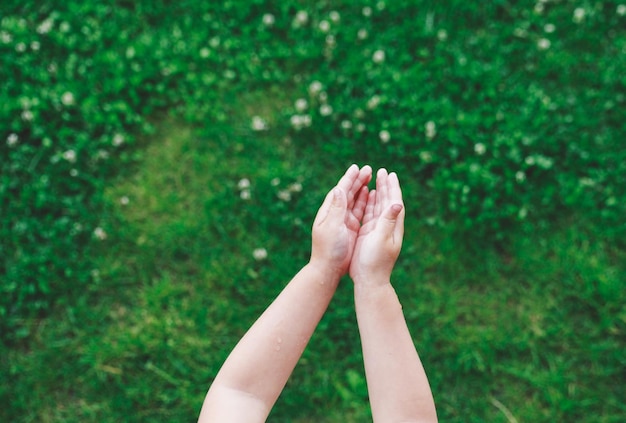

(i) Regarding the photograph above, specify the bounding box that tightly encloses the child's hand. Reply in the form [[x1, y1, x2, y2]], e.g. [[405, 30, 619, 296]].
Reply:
[[310, 164, 372, 279], [350, 169, 405, 286]]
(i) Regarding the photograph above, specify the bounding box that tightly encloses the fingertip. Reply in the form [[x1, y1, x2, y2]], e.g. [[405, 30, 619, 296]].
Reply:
[[390, 203, 404, 217], [332, 187, 346, 204]]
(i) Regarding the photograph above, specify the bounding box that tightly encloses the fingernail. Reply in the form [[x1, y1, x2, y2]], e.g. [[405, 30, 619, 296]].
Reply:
[[391, 204, 403, 215]]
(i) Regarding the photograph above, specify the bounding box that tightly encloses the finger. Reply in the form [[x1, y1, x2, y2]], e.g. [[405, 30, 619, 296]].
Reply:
[[393, 204, 405, 244], [387, 172, 404, 207], [336, 164, 359, 195], [375, 168, 388, 217], [362, 189, 376, 226], [346, 165, 372, 209], [387, 172, 405, 242], [382, 203, 404, 240], [352, 185, 369, 223], [314, 186, 346, 227]]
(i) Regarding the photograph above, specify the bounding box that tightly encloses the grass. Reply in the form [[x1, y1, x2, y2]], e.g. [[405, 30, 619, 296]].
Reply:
[[2, 1, 626, 422], [4, 117, 624, 422]]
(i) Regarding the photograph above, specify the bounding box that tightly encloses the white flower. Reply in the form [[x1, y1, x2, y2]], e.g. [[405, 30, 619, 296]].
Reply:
[[253, 248, 268, 261], [514, 27, 528, 38], [70, 169, 78, 177], [573, 7, 586, 23], [379, 130, 391, 143], [372, 49, 386, 63], [6, 133, 18, 147], [262, 13, 275, 26], [277, 190, 291, 201], [290, 114, 311, 130], [357, 28, 368, 40], [425, 121, 437, 139], [341, 120, 353, 130], [319, 91, 328, 102], [536, 155, 554, 169], [318, 20, 330, 32], [31, 41, 40, 51], [329, 11, 340, 23], [376, 1, 386, 11], [199, 47, 210, 58], [515, 171, 526, 182], [308, 81, 323, 95], [238, 178, 251, 189], [518, 207, 528, 219], [544, 23, 556, 33], [289, 182, 303, 192], [61, 91, 75, 106], [362, 6, 373, 17], [16, 42, 26, 52], [37, 18, 54, 34], [320, 104, 333, 116], [59, 22, 70, 32], [295, 98, 308, 112], [474, 143, 486, 155], [21, 110, 34, 121], [579, 177, 595, 187], [294, 10, 309, 26], [325, 35, 336, 47], [240, 189, 251, 200], [112, 133, 125, 146], [63, 150, 77, 163], [534, 2, 544, 13], [367, 95, 381, 109], [419, 151, 433, 162], [93, 227, 107, 240], [251, 116, 268, 131], [618, 5, 626, 16], [290, 115, 303, 129], [120, 196, 130, 205], [0, 31, 12, 44], [356, 123, 366, 132], [537, 38, 551, 50], [271, 177, 280, 186], [437, 29, 448, 41]]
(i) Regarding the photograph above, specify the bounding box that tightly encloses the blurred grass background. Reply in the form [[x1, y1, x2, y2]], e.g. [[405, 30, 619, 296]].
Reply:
[[1, 1, 625, 422]]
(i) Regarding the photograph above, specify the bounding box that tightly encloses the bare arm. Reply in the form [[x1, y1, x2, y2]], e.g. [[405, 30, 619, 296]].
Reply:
[[198, 165, 372, 422], [350, 169, 437, 423]]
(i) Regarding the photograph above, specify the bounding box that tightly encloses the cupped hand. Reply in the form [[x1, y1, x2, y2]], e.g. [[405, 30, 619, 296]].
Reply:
[[349, 168, 405, 285], [311, 164, 372, 278]]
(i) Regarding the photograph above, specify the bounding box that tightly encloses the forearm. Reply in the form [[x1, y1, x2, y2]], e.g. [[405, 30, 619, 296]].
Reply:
[[199, 262, 340, 421], [354, 281, 437, 423]]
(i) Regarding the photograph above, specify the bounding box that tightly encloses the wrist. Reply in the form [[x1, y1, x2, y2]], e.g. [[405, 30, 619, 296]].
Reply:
[[354, 280, 400, 307], [353, 275, 393, 291], [307, 259, 343, 285]]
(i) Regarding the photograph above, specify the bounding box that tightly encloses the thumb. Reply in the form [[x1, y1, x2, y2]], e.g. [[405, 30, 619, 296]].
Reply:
[[381, 203, 403, 234], [327, 187, 347, 221], [316, 187, 346, 227]]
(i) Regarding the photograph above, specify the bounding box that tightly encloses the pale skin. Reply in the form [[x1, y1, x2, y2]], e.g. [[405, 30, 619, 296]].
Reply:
[[198, 165, 437, 423]]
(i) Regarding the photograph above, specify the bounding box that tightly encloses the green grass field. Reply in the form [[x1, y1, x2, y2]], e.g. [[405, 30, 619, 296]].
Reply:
[[2, 1, 625, 422]]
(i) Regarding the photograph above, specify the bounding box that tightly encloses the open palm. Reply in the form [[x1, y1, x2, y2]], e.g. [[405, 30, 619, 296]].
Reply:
[[350, 169, 405, 284], [311, 165, 372, 277]]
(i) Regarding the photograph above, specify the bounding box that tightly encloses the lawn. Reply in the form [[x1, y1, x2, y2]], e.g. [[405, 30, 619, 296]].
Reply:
[[2, 1, 625, 422]]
